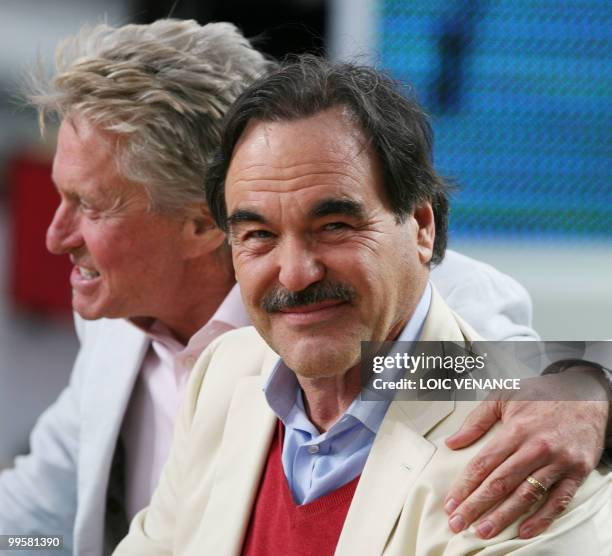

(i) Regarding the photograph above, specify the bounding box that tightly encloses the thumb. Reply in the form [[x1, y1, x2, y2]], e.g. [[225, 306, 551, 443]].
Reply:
[[446, 400, 501, 450]]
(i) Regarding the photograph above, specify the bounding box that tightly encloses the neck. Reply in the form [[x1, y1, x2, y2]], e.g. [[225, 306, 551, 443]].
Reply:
[[293, 278, 430, 433], [155, 252, 236, 344], [298, 366, 362, 433]]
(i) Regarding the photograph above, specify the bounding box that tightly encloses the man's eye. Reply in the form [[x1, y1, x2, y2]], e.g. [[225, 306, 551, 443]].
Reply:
[[244, 230, 275, 241], [322, 222, 350, 232], [79, 201, 99, 217]]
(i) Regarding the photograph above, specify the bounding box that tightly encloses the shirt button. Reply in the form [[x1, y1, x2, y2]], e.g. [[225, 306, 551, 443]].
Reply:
[[307, 445, 320, 454], [184, 356, 196, 368]]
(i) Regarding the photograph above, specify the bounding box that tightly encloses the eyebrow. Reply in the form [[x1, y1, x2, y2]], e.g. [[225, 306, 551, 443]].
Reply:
[[227, 198, 366, 229], [310, 198, 365, 220], [227, 209, 268, 229]]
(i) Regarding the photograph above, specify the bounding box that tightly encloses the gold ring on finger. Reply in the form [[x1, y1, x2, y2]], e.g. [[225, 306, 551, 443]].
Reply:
[[525, 476, 548, 496]]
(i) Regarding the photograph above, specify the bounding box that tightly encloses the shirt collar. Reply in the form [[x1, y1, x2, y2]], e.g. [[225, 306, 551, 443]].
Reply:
[[264, 282, 432, 433]]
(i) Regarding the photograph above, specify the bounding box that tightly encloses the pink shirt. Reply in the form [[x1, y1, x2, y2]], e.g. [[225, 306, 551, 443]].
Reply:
[[121, 284, 250, 521]]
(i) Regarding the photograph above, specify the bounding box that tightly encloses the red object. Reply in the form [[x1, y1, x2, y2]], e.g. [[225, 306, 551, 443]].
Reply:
[[242, 422, 359, 556], [7, 152, 73, 317]]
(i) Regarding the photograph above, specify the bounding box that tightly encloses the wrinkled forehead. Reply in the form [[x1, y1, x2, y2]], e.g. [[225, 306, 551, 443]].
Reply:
[[54, 114, 117, 165], [52, 116, 148, 204], [61, 112, 118, 147], [224, 108, 386, 216], [233, 107, 368, 165], [53, 118, 109, 178]]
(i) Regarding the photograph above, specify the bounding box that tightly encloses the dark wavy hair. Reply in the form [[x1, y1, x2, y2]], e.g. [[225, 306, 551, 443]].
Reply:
[[206, 54, 450, 264]]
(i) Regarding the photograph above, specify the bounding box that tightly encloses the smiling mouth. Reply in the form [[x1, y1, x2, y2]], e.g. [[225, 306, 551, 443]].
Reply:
[[77, 265, 100, 280], [278, 300, 346, 314], [273, 300, 351, 326]]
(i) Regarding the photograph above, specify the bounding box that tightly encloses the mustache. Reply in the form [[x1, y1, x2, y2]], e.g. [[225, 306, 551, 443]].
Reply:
[[261, 281, 357, 313]]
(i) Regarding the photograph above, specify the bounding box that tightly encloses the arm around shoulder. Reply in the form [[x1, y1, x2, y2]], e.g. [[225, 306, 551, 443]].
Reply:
[[431, 250, 539, 341]]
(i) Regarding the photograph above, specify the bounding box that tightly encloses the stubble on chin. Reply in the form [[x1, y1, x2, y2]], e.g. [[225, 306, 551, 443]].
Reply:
[[280, 339, 360, 381]]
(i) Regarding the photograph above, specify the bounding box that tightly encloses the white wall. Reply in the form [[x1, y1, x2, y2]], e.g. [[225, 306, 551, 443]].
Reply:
[[0, 0, 130, 78], [452, 240, 612, 340], [327, 0, 379, 63], [0, 0, 131, 154]]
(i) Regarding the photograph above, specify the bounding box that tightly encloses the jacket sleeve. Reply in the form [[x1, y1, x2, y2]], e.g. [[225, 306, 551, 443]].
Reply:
[[0, 315, 88, 555], [431, 249, 539, 341]]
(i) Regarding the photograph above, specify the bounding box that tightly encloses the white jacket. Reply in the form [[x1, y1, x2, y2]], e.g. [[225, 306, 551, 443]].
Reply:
[[0, 250, 538, 555]]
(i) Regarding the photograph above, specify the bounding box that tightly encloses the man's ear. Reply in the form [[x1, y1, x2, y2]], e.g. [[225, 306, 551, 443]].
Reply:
[[182, 204, 226, 259], [413, 202, 435, 265]]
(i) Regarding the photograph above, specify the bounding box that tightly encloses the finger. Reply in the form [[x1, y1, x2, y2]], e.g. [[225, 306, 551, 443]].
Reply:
[[447, 446, 551, 532], [518, 477, 582, 539], [473, 468, 560, 539], [446, 401, 501, 450], [444, 426, 519, 515]]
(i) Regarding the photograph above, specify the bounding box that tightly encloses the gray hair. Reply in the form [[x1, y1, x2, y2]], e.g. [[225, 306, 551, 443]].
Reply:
[[27, 19, 273, 213]]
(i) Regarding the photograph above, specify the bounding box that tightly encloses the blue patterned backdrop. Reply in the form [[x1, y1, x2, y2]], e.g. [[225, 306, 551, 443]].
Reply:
[[380, 0, 611, 239]]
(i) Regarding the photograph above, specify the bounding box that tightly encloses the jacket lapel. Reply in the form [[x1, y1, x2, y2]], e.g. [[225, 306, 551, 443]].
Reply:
[[337, 398, 453, 555], [195, 348, 279, 556], [337, 285, 468, 555], [75, 320, 149, 556], [419, 285, 472, 344]]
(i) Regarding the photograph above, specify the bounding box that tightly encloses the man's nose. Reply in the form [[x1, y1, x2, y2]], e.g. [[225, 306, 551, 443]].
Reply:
[[46, 202, 83, 255], [277, 237, 325, 293]]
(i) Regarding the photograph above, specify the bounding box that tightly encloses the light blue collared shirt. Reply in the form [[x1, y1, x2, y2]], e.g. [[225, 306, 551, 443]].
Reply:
[[263, 283, 432, 504]]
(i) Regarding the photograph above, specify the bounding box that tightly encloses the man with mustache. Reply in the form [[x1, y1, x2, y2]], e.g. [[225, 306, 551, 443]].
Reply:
[[115, 56, 612, 555], [2, 18, 608, 556]]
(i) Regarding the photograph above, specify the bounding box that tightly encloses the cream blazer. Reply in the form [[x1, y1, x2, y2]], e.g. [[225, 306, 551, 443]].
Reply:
[[115, 287, 612, 555]]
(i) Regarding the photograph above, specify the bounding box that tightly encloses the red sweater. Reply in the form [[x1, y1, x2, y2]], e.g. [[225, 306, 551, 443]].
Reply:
[[242, 422, 359, 556]]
